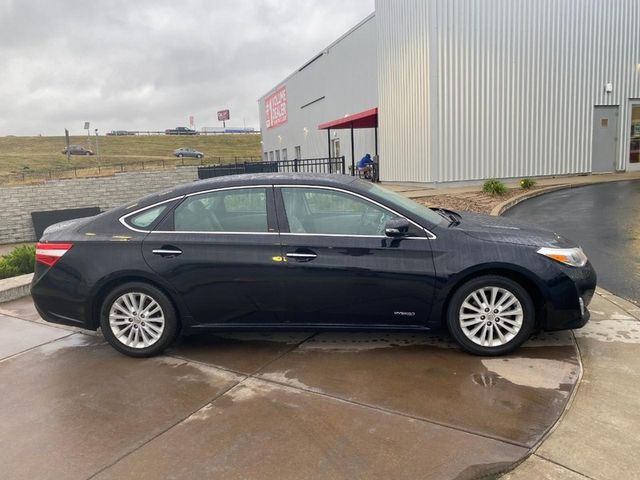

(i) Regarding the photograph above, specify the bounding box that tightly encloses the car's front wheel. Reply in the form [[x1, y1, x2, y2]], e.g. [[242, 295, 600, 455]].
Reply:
[[446, 275, 534, 355], [100, 282, 178, 357]]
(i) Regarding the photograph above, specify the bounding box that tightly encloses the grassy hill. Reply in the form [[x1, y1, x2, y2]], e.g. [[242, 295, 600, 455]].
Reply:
[[0, 134, 262, 183]]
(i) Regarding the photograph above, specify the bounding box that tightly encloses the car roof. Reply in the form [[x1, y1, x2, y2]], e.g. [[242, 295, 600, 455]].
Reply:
[[162, 172, 359, 198], [111, 173, 365, 219]]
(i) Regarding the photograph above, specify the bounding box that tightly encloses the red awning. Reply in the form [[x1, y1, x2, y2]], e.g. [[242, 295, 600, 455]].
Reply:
[[318, 107, 378, 130]]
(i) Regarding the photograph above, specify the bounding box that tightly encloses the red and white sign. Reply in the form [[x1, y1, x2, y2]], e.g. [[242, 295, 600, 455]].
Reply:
[[189, 115, 194, 127], [264, 86, 288, 129], [217, 109, 230, 121]]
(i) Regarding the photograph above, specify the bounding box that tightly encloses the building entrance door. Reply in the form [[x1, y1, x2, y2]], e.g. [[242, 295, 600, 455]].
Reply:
[[331, 139, 341, 158], [592, 106, 619, 173], [628, 102, 640, 171]]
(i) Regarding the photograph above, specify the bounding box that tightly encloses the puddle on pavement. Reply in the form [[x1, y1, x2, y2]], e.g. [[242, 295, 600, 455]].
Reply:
[[574, 320, 640, 344]]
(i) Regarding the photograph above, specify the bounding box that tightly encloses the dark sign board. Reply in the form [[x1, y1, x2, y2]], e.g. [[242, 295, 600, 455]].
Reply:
[[31, 207, 100, 241], [217, 109, 230, 121]]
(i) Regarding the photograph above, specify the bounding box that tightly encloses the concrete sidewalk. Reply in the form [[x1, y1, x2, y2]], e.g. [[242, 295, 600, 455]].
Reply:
[[502, 289, 640, 480]]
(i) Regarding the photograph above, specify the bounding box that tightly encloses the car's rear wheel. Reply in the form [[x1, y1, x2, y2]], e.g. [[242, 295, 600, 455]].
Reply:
[[178, 153, 183, 158], [100, 282, 178, 357], [446, 275, 534, 355], [197, 154, 203, 159], [84, 151, 90, 155]]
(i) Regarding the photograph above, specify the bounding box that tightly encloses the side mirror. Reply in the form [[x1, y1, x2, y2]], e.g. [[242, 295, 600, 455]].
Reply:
[[385, 218, 411, 237]]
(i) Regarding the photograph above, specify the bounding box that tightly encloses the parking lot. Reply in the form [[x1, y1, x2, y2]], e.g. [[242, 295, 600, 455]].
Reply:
[[0, 295, 585, 480], [505, 180, 640, 302]]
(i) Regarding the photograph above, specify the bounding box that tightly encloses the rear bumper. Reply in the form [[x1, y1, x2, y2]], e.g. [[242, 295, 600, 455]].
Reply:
[[31, 265, 94, 330]]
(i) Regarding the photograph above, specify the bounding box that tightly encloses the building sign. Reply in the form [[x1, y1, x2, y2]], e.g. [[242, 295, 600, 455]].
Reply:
[[217, 109, 230, 121], [264, 86, 288, 129]]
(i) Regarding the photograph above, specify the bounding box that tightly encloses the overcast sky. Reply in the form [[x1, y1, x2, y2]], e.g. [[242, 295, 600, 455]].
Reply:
[[0, 0, 374, 136]]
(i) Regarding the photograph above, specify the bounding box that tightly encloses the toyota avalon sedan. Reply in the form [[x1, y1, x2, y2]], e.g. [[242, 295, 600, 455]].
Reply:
[[31, 173, 596, 357]]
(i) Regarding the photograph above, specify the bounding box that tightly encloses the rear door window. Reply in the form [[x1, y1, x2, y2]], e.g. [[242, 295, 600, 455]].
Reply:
[[174, 188, 268, 232]]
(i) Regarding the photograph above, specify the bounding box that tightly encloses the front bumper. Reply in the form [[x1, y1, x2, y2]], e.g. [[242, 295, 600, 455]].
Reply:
[[544, 261, 597, 331]]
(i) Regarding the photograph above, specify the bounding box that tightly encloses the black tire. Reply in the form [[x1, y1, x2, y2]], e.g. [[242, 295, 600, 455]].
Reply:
[[446, 275, 535, 356], [197, 154, 203, 159], [100, 282, 178, 358], [178, 153, 183, 158], [85, 151, 91, 155]]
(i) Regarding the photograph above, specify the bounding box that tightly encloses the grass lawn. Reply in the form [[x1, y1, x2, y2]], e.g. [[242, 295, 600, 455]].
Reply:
[[0, 134, 262, 183]]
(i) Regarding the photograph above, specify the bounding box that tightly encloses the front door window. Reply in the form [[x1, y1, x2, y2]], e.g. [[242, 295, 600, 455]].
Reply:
[[281, 187, 398, 236]]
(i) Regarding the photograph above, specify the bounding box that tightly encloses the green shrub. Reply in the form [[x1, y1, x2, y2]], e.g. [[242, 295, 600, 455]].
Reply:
[[520, 178, 536, 189], [482, 178, 507, 196], [0, 245, 36, 280]]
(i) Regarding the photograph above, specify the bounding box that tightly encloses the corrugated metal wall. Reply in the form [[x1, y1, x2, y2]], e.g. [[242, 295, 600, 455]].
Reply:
[[377, 0, 640, 183]]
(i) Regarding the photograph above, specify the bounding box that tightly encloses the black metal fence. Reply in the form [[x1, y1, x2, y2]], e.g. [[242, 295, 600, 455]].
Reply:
[[198, 156, 346, 180]]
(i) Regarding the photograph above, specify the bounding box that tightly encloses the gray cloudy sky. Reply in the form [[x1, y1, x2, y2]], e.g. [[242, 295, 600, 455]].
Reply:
[[0, 0, 374, 136]]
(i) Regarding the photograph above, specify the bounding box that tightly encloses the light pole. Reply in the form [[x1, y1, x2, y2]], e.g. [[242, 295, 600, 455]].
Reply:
[[94, 128, 100, 162]]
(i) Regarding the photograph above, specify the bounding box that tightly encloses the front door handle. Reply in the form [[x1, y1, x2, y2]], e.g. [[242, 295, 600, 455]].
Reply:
[[286, 251, 317, 262], [152, 246, 183, 257]]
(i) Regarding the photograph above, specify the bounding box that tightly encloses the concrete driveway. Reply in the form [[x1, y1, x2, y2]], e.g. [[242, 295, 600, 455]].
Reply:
[[0, 296, 582, 480], [504, 180, 640, 302]]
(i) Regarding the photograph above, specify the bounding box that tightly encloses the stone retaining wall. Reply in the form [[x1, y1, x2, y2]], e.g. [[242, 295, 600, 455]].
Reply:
[[0, 167, 198, 243]]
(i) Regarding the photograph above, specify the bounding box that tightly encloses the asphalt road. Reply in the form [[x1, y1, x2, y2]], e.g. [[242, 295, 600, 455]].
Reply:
[[504, 180, 640, 302]]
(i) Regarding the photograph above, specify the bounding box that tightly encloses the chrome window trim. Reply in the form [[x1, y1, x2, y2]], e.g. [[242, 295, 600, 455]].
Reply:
[[118, 183, 437, 240], [152, 230, 279, 236], [279, 232, 426, 240], [119, 185, 272, 234], [119, 196, 185, 233], [277, 184, 437, 240]]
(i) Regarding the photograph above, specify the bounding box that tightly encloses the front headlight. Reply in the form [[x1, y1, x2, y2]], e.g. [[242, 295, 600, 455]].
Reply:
[[537, 247, 588, 267]]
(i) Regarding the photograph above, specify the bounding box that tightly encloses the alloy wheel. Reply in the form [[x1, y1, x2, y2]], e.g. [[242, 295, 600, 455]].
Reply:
[[109, 292, 165, 349], [458, 286, 523, 347]]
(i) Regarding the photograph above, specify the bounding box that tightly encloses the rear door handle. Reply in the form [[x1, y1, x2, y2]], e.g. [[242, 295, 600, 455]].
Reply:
[[286, 251, 317, 262], [152, 246, 183, 257]]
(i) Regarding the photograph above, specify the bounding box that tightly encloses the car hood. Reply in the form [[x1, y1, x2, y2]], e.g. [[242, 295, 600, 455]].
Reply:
[[453, 211, 575, 248]]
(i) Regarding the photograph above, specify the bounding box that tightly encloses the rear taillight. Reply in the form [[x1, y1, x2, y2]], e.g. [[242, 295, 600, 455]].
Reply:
[[35, 243, 73, 268]]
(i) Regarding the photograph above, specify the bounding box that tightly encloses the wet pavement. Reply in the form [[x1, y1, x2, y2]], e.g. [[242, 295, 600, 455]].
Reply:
[[0, 298, 583, 480], [502, 289, 640, 480], [504, 180, 640, 303]]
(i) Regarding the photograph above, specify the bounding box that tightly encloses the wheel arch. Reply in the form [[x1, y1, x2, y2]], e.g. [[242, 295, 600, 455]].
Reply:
[[436, 264, 548, 330], [90, 272, 189, 332]]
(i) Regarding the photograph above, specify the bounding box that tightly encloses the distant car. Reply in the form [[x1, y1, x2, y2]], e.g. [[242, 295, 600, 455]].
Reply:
[[174, 147, 204, 159], [165, 127, 197, 135], [106, 130, 134, 136], [62, 145, 94, 156]]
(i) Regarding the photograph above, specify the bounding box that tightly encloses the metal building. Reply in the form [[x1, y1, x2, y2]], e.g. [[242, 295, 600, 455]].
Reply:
[[259, 0, 640, 183]]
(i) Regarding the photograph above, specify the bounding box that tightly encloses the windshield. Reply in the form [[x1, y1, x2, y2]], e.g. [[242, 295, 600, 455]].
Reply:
[[365, 183, 445, 227]]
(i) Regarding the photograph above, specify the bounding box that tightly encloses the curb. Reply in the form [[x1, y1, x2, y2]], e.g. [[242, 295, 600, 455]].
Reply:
[[0, 273, 32, 303], [491, 174, 640, 217], [490, 184, 571, 216]]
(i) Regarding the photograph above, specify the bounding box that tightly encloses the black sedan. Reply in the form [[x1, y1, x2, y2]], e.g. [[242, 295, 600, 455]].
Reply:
[[31, 173, 596, 357]]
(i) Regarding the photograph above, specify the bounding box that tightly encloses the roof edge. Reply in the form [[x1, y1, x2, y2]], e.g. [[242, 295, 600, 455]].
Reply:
[[256, 12, 375, 102]]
